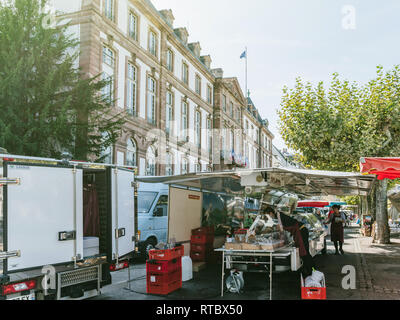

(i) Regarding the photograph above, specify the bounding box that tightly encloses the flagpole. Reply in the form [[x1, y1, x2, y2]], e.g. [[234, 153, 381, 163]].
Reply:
[[245, 47, 248, 100]]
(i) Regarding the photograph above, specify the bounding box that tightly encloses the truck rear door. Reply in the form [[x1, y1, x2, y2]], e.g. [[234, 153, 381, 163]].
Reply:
[[110, 168, 135, 261], [3, 162, 83, 272]]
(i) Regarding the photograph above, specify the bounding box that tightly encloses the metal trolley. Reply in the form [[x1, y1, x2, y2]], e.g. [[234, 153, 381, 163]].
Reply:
[[215, 245, 297, 300]]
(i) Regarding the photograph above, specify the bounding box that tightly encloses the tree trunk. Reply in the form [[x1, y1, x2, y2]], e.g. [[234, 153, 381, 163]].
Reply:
[[374, 179, 390, 244]]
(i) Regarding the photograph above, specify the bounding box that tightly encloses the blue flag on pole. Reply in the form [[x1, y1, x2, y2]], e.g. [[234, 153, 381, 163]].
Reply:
[[240, 50, 246, 59]]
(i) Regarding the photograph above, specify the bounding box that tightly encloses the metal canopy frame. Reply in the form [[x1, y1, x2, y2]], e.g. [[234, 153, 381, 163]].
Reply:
[[137, 167, 376, 198]]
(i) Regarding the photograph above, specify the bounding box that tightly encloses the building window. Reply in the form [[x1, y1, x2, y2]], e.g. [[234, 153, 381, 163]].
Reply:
[[229, 131, 234, 153], [181, 158, 188, 174], [221, 128, 226, 154], [166, 91, 173, 134], [181, 101, 188, 139], [129, 12, 138, 41], [222, 95, 227, 112], [149, 30, 157, 56], [195, 75, 201, 95], [146, 146, 156, 176], [126, 139, 136, 166], [235, 132, 240, 154], [166, 153, 173, 176], [182, 63, 189, 85], [167, 49, 174, 72], [207, 85, 213, 104], [100, 132, 113, 164], [195, 110, 201, 148], [207, 118, 212, 154], [102, 46, 115, 68], [104, 0, 114, 21], [126, 63, 137, 115], [230, 102, 234, 117], [195, 163, 201, 173], [147, 76, 156, 125], [102, 47, 115, 105], [102, 72, 114, 104]]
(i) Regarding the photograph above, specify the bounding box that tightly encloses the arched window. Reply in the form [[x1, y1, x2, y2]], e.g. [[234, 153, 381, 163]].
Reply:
[[126, 139, 136, 167], [100, 132, 113, 164], [146, 146, 156, 176]]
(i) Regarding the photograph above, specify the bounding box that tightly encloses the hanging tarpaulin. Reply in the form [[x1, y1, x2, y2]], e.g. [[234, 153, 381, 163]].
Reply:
[[360, 157, 400, 180]]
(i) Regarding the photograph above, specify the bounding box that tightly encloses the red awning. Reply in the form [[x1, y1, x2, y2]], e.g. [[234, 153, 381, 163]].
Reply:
[[360, 157, 400, 180], [297, 200, 330, 208]]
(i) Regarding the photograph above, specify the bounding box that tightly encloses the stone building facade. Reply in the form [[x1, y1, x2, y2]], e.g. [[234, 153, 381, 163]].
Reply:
[[212, 70, 247, 171], [51, 0, 274, 175], [243, 97, 274, 169]]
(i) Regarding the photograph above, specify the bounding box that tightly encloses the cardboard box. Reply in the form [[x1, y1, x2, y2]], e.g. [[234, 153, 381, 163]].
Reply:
[[260, 240, 285, 251], [241, 243, 261, 250], [224, 242, 243, 250]]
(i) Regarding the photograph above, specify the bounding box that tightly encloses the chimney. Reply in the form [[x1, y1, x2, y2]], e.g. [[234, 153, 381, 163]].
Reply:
[[211, 68, 224, 78], [188, 42, 201, 57], [174, 27, 189, 45], [159, 9, 174, 27], [200, 55, 212, 69]]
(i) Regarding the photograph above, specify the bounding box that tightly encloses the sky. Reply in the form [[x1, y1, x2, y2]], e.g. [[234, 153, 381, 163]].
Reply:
[[151, 0, 400, 150]]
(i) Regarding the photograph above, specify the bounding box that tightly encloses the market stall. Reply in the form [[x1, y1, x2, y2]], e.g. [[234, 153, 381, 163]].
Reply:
[[360, 157, 400, 239], [137, 167, 376, 299]]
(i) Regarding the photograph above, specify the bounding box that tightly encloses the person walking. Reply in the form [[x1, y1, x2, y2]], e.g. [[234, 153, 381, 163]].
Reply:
[[326, 205, 345, 255]]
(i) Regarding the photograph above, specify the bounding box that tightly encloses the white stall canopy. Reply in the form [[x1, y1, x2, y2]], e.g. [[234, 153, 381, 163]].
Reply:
[[137, 167, 376, 197]]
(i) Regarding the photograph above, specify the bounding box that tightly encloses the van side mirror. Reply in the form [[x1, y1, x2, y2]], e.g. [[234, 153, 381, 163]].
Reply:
[[154, 207, 163, 217]]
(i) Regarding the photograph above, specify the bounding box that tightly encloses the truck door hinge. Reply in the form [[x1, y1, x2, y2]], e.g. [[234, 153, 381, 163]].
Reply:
[[58, 231, 76, 241], [0, 250, 21, 260], [115, 228, 126, 239], [0, 178, 20, 186]]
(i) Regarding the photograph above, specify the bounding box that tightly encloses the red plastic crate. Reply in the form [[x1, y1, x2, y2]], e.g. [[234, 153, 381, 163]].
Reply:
[[190, 243, 213, 254], [191, 234, 214, 245], [146, 257, 182, 273], [190, 250, 214, 262], [149, 245, 184, 261], [147, 279, 182, 295], [300, 275, 327, 300], [192, 226, 214, 235], [147, 269, 182, 286]]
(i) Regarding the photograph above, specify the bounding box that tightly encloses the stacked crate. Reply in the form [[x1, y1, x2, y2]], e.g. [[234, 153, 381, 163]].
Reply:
[[146, 245, 184, 295], [190, 226, 215, 262]]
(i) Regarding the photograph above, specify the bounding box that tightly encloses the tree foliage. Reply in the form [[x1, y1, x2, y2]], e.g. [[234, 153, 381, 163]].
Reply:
[[0, 0, 125, 160], [278, 66, 400, 172]]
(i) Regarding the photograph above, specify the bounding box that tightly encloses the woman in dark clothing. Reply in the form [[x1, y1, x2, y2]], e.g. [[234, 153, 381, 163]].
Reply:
[[326, 205, 345, 255], [265, 207, 315, 277]]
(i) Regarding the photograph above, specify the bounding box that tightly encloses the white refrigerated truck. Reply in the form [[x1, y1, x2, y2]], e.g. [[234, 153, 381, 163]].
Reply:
[[0, 153, 138, 300]]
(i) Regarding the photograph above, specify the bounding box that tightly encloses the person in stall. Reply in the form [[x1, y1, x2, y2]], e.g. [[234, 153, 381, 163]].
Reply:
[[325, 204, 345, 255], [264, 206, 315, 277]]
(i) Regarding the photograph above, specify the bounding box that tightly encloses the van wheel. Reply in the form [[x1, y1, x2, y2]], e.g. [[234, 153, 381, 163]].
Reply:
[[144, 239, 157, 260]]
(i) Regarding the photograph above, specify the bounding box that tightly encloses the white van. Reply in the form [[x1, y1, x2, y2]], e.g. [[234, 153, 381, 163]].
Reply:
[[137, 182, 169, 257]]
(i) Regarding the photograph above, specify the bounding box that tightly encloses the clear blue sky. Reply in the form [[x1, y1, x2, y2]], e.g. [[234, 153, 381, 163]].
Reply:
[[152, 0, 400, 150]]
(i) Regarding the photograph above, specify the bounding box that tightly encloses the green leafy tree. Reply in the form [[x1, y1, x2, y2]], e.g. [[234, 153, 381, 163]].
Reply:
[[0, 0, 125, 161], [278, 66, 400, 243]]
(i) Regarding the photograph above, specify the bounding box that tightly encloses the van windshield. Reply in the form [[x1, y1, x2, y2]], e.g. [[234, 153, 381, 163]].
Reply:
[[138, 191, 158, 213]]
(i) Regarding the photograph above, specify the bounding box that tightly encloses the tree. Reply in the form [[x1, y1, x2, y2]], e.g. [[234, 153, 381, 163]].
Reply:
[[278, 66, 400, 243], [0, 0, 125, 161]]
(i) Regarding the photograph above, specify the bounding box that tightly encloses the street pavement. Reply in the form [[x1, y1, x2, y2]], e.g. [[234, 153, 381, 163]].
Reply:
[[93, 226, 400, 300]]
